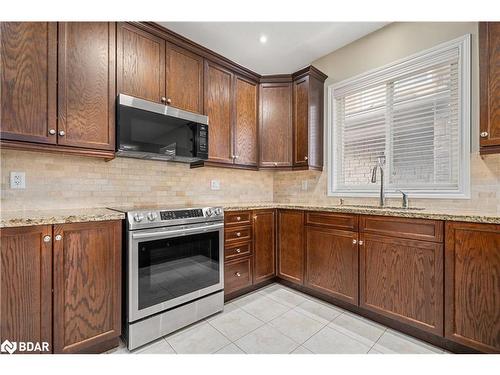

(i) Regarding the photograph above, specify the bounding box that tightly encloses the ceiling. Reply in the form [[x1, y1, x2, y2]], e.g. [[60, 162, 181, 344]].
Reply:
[[159, 22, 389, 75]]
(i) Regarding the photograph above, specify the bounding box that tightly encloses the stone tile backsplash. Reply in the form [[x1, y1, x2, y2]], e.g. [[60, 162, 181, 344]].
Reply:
[[1, 149, 498, 212]]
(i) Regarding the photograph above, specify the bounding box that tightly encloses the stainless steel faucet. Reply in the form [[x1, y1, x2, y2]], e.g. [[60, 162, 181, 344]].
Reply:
[[371, 156, 386, 207]]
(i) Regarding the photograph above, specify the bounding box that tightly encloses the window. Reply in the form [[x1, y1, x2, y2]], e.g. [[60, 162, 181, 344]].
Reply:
[[328, 35, 471, 198]]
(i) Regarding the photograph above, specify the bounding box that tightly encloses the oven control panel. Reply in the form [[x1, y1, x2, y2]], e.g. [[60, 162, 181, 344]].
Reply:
[[127, 206, 224, 229]]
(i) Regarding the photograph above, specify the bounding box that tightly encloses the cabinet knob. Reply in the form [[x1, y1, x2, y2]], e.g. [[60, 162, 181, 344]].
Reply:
[[49, 129, 56, 135], [236, 216, 241, 221], [55, 234, 62, 241], [234, 155, 239, 159], [358, 240, 364, 245], [235, 248, 241, 253], [43, 235, 51, 243], [161, 97, 167, 104], [352, 239, 357, 245], [58, 130, 65, 136], [304, 156, 308, 161], [274, 162, 278, 167], [480, 131, 489, 138], [236, 232, 241, 237], [253, 215, 257, 221], [166, 98, 172, 104], [235, 272, 241, 277]]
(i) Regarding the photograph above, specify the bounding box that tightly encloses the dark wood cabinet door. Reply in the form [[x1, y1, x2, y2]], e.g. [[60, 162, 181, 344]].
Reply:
[[166, 42, 203, 113], [305, 226, 358, 305], [293, 76, 309, 166], [117, 23, 165, 103], [58, 22, 116, 151], [259, 82, 292, 168], [0, 22, 57, 144], [480, 22, 500, 153], [204, 61, 234, 164], [225, 257, 253, 295], [233, 76, 258, 167], [0, 225, 52, 353], [445, 222, 500, 353], [359, 233, 443, 335], [53, 221, 121, 354], [277, 210, 304, 284], [253, 209, 276, 283]]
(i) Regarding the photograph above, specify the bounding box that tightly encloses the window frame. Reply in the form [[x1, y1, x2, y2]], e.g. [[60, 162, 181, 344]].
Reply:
[[327, 34, 471, 199]]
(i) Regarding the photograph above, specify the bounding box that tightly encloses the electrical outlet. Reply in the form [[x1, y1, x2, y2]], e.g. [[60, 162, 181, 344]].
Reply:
[[210, 180, 220, 190], [301, 180, 308, 191], [10, 171, 26, 189]]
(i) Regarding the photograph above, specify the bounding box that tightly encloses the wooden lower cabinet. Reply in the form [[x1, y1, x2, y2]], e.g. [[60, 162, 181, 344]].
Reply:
[[359, 233, 443, 335], [0, 221, 121, 354], [305, 226, 358, 304], [52, 221, 121, 353], [0, 225, 53, 353], [444, 222, 500, 353], [253, 210, 276, 283], [277, 210, 304, 284]]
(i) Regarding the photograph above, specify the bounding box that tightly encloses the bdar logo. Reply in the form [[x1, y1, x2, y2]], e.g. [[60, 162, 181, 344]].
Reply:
[[1, 340, 17, 354]]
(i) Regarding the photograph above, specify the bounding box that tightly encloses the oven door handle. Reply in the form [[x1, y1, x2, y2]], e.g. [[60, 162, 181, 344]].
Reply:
[[131, 222, 224, 240]]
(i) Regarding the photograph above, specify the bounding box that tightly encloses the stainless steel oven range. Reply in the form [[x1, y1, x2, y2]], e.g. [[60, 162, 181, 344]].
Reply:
[[112, 205, 224, 350]]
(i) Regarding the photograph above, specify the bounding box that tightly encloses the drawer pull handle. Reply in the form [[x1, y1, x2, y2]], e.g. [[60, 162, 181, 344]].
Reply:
[[352, 239, 357, 244], [55, 234, 62, 241], [480, 131, 488, 138], [43, 235, 51, 243], [359, 240, 364, 245], [236, 248, 241, 253], [236, 216, 241, 221], [236, 232, 241, 237], [235, 272, 241, 277]]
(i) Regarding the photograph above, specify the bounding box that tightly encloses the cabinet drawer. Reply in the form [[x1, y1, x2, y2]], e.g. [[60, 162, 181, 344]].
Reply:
[[306, 211, 358, 231], [225, 226, 252, 243], [225, 257, 253, 295], [225, 242, 252, 261], [224, 211, 252, 226], [360, 215, 443, 243]]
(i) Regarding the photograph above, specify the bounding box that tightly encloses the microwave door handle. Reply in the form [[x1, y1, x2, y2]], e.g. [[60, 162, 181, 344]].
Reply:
[[131, 222, 223, 240]]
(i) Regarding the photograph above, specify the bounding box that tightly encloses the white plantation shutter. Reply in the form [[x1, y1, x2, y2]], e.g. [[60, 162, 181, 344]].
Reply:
[[329, 35, 470, 197]]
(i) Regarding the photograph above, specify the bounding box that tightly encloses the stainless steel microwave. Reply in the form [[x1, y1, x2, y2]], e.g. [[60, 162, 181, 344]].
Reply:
[[116, 94, 209, 163]]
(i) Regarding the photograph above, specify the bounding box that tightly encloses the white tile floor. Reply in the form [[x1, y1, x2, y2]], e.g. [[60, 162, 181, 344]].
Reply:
[[108, 283, 447, 354]]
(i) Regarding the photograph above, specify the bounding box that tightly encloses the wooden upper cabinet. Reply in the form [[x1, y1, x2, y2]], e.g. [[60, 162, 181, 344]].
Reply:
[[204, 61, 234, 164], [277, 210, 305, 285], [259, 82, 292, 168], [359, 232, 443, 335], [233, 76, 258, 167], [305, 225, 359, 305], [253, 209, 276, 283], [0, 22, 57, 144], [480, 22, 500, 154], [52, 221, 121, 354], [445, 222, 500, 353], [0, 225, 53, 353], [58, 22, 115, 151], [293, 76, 309, 167], [117, 23, 165, 103], [292, 67, 326, 170], [166, 42, 203, 113]]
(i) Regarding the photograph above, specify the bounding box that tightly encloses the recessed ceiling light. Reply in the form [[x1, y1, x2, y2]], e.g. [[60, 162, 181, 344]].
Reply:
[[259, 35, 268, 44]]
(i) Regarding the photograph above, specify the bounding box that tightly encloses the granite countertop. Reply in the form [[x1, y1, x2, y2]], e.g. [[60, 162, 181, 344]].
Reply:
[[222, 202, 500, 224], [0, 208, 125, 228], [1, 202, 498, 228]]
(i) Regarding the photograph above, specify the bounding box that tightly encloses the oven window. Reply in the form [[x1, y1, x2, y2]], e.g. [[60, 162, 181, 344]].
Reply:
[[137, 230, 220, 310]]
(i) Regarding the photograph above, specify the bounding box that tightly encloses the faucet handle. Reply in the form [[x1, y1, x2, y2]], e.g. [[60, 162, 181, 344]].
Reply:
[[397, 190, 409, 208]]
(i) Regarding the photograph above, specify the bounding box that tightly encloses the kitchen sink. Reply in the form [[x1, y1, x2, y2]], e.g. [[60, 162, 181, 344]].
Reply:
[[340, 204, 426, 211]]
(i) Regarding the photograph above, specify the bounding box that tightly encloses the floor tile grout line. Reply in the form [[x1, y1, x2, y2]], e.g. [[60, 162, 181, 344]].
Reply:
[[161, 336, 178, 354], [205, 313, 265, 343], [367, 327, 387, 353]]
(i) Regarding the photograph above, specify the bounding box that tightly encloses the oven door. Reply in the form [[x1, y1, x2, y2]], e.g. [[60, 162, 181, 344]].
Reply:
[[128, 221, 224, 322]]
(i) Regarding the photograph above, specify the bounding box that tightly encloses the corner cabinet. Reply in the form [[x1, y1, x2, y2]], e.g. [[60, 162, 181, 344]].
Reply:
[[277, 210, 305, 284], [444, 221, 500, 353], [0, 221, 121, 354], [480, 22, 500, 154], [292, 67, 327, 170]]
